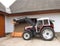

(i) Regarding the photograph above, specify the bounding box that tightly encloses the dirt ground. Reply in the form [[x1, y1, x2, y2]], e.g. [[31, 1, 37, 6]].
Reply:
[[0, 33, 60, 46]]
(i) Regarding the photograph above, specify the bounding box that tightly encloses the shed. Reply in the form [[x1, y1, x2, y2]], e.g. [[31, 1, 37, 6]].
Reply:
[[1, 0, 60, 35]]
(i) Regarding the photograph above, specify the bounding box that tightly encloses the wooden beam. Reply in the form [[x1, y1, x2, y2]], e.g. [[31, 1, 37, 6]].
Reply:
[[8, 9, 60, 16]]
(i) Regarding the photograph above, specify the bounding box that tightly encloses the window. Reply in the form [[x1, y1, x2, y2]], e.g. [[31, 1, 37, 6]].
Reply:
[[50, 21, 53, 25], [44, 20, 48, 25], [37, 20, 43, 25]]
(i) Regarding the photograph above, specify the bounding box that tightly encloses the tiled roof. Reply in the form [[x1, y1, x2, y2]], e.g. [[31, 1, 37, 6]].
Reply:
[[0, 3, 6, 12], [10, 0, 60, 13]]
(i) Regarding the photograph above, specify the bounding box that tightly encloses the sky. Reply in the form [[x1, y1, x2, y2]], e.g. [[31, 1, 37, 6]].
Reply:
[[0, 0, 16, 8]]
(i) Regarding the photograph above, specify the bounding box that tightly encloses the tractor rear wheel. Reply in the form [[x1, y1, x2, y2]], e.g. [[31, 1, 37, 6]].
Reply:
[[41, 27, 55, 41]]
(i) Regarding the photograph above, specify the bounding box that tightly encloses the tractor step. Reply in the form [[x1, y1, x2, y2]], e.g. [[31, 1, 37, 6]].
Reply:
[[34, 32, 40, 37]]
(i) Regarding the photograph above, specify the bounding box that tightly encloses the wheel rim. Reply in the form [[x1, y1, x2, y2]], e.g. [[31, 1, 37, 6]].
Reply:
[[24, 33, 30, 39], [42, 29, 53, 39]]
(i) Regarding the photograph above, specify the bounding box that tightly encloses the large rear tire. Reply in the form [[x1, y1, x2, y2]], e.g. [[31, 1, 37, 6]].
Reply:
[[41, 27, 55, 41]]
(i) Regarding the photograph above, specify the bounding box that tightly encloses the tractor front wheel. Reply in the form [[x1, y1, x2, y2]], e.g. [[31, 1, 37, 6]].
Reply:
[[22, 31, 32, 40], [41, 27, 55, 41]]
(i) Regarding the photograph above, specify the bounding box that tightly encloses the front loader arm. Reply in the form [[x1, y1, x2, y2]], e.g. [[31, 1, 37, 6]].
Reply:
[[13, 17, 35, 27]]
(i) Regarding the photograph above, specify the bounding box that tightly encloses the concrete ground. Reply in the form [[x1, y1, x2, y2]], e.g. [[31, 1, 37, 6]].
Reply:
[[0, 33, 60, 46]]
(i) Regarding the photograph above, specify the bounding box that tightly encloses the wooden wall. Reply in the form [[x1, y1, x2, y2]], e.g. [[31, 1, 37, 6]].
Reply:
[[0, 15, 5, 37]]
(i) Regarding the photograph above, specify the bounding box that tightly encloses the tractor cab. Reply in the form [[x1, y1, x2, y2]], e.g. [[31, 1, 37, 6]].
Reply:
[[36, 18, 54, 29]]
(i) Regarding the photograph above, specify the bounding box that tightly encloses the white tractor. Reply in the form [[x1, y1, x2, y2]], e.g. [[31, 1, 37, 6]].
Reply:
[[14, 17, 55, 41]]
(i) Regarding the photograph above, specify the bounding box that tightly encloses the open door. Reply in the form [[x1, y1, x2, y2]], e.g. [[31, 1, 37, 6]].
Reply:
[[0, 15, 5, 37]]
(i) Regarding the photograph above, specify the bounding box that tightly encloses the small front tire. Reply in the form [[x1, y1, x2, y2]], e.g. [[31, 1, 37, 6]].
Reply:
[[22, 31, 32, 40]]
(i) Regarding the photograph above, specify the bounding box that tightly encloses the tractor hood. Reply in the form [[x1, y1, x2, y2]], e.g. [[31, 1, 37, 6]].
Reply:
[[25, 26, 37, 30], [25, 26, 33, 30]]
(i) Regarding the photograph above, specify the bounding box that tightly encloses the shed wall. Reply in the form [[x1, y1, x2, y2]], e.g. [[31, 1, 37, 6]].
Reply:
[[5, 13, 60, 33]]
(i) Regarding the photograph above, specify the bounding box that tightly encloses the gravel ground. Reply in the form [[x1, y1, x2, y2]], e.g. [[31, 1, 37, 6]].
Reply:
[[0, 33, 60, 46]]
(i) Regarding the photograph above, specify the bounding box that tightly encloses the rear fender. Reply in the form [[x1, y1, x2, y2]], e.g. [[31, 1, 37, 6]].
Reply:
[[40, 26, 54, 31]]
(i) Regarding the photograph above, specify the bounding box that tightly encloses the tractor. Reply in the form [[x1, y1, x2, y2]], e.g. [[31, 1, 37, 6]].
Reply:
[[13, 17, 55, 41]]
